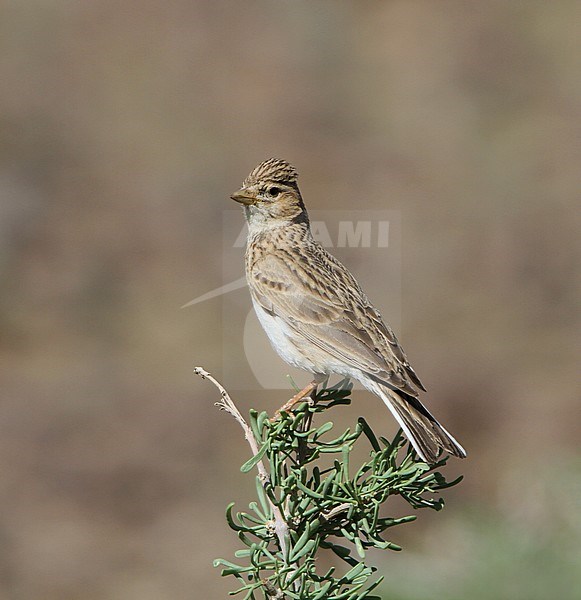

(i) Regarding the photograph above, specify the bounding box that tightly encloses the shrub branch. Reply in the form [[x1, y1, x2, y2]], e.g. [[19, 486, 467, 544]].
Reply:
[[195, 366, 462, 599]]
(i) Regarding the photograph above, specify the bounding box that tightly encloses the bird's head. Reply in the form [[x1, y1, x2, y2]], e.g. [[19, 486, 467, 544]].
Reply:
[[231, 158, 308, 228]]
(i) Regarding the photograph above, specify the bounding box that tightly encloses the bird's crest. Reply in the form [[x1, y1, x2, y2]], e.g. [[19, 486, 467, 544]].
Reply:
[[243, 158, 299, 187]]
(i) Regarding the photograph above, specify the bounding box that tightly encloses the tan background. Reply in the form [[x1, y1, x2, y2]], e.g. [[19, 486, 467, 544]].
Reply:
[[1, 2, 580, 599]]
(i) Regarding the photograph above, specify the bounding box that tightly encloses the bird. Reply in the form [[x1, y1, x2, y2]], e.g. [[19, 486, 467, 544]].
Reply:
[[231, 158, 466, 463]]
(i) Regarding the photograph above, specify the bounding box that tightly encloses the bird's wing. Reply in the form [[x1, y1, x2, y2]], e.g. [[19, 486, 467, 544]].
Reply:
[[249, 243, 425, 396]]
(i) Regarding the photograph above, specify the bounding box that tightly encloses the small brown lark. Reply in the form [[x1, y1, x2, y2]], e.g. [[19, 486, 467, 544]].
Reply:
[[231, 158, 466, 463]]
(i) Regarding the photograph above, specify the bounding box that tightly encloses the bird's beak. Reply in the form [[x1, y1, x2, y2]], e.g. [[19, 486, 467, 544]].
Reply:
[[230, 188, 256, 206]]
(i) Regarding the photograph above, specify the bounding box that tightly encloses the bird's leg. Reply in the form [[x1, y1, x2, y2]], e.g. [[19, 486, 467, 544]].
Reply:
[[274, 381, 317, 418], [273, 375, 326, 419]]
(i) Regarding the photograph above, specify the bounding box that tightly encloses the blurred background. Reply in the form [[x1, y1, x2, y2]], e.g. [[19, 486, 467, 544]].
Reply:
[[1, 1, 580, 598]]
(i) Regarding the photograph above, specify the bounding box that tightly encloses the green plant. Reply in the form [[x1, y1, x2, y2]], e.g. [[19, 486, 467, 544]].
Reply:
[[195, 368, 462, 599]]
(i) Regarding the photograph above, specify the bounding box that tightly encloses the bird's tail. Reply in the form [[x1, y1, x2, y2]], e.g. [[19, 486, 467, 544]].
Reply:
[[364, 380, 466, 463]]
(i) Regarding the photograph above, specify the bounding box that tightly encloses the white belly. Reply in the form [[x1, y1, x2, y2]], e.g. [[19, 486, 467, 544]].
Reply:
[[252, 298, 319, 373]]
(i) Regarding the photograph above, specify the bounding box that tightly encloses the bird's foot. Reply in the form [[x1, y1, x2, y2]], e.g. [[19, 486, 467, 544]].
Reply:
[[272, 380, 319, 420]]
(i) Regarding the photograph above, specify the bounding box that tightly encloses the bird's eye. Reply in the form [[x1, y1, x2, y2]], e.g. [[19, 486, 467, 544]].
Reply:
[[268, 186, 281, 197]]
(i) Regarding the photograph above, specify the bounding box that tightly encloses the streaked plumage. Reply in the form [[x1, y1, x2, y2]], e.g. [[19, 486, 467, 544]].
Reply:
[[231, 158, 466, 463]]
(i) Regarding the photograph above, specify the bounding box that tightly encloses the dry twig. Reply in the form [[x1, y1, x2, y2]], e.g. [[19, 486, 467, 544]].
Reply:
[[194, 367, 290, 559]]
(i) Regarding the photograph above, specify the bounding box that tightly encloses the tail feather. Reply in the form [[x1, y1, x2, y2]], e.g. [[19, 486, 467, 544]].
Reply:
[[364, 380, 466, 463]]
